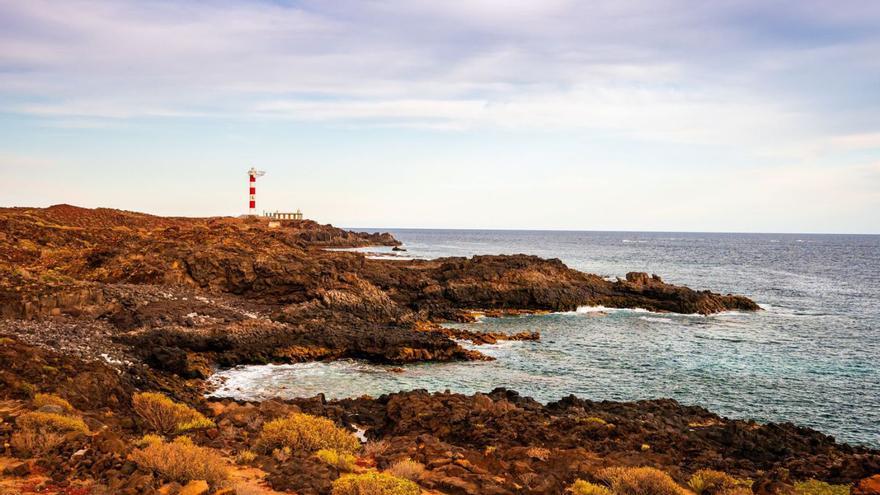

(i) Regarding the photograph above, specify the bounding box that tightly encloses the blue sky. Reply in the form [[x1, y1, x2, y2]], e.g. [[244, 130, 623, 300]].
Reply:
[[1, 0, 879, 233]]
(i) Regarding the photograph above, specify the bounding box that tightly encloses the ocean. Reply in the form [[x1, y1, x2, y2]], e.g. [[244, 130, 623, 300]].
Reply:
[[209, 230, 880, 447]]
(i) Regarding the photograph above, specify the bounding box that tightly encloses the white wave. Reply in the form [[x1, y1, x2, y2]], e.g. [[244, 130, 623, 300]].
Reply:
[[570, 305, 752, 319], [575, 305, 650, 314]]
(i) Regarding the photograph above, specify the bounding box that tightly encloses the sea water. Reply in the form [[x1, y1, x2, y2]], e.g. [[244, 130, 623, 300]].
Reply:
[[210, 230, 880, 447]]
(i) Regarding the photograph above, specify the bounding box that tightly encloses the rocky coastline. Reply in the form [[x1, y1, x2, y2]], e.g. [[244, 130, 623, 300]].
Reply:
[[1, 205, 877, 495]]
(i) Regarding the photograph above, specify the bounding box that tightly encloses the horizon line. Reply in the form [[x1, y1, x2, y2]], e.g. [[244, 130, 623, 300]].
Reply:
[[345, 226, 880, 237], [4, 203, 878, 236]]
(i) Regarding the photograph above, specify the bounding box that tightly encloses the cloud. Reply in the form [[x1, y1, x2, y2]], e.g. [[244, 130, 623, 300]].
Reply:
[[1, 0, 880, 232], [827, 133, 880, 151], [1, 0, 878, 147]]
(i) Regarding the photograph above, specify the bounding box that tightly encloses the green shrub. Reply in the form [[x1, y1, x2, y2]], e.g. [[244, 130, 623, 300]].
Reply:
[[331, 471, 421, 495], [793, 480, 850, 495], [256, 412, 360, 454], [568, 480, 613, 495], [132, 392, 215, 435], [130, 436, 228, 486]]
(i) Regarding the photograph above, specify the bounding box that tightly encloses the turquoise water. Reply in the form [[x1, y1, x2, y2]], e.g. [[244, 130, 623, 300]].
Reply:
[[210, 230, 880, 447]]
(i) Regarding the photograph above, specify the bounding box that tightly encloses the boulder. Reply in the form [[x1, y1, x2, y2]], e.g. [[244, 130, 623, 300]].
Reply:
[[854, 475, 880, 495]]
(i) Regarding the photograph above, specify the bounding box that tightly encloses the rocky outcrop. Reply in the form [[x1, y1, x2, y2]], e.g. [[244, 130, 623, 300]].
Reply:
[[1, 336, 877, 495], [0, 205, 762, 375], [271, 388, 880, 495]]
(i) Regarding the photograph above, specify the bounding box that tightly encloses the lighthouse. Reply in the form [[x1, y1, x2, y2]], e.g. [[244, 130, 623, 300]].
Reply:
[[247, 167, 266, 216]]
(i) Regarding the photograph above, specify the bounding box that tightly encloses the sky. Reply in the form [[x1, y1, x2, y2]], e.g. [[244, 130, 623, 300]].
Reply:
[[1, 0, 879, 233]]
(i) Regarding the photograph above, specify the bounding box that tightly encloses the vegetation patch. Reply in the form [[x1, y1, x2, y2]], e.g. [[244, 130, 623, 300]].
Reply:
[[316, 448, 357, 472], [256, 412, 360, 454], [568, 480, 613, 495], [12, 411, 89, 457], [385, 458, 426, 481], [688, 469, 751, 495], [597, 466, 689, 495], [793, 479, 851, 495], [33, 392, 75, 413], [331, 471, 421, 495], [130, 436, 228, 486], [236, 449, 258, 465], [132, 392, 215, 435]]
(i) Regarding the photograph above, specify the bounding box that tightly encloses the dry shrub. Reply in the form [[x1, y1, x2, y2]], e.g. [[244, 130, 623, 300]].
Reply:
[[386, 458, 426, 481], [526, 446, 551, 461], [256, 412, 360, 454], [597, 466, 689, 495], [132, 392, 215, 435], [519, 472, 540, 487], [130, 436, 228, 486], [136, 434, 164, 447], [33, 393, 75, 413], [11, 411, 89, 457], [363, 439, 390, 458], [331, 471, 421, 495], [10, 429, 64, 458], [569, 480, 614, 495], [236, 450, 258, 465], [316, 448, 357, 472], [793, 480, 850, 495], [718, 489, 753, 495], [16, 411, 87, 433], [688, 469, 751, 495], [273, 446, 292, 463]]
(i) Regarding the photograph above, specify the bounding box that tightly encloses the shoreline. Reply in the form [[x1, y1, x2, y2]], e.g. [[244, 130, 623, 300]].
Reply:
[[1, 205, 877, 494]]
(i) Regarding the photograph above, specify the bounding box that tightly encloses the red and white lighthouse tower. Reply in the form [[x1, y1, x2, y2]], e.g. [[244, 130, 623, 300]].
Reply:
[[247, 167, 266, 216]]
